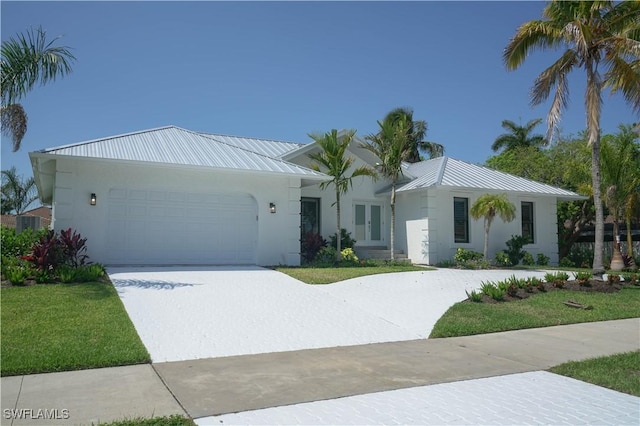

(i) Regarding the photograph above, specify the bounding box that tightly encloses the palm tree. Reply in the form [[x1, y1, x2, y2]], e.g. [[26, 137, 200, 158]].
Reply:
[[362, 116, 412, 260], [308, 129, 377, 261], [1, 167, 38, 215], [601, 125, 640, 269], [382, 107, 443, 163], [491, 118, 546, 153], [470, 193, 516, 261], [1, 26, 75, 151], [504, 0, 640, 279]]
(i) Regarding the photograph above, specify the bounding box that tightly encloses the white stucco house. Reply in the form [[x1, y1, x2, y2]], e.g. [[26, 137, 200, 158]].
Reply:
[[30, 126, 583, 266]]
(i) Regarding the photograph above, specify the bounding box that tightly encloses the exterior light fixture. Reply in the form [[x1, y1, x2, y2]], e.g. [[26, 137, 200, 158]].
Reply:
[[269, 202, 276, 214], [90, 193, 97, 206]]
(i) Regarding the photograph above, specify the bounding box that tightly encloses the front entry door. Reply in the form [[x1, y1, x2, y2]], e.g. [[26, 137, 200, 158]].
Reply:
[[354, 202, 383, 244]]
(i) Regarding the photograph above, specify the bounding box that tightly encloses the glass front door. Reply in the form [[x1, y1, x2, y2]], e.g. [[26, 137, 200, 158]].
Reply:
[[354, 202, 383, 244]]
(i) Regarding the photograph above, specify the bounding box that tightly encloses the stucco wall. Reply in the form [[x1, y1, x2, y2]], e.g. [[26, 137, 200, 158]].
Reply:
[[401, 187, 559, 265], [50, 158, 302, 266]]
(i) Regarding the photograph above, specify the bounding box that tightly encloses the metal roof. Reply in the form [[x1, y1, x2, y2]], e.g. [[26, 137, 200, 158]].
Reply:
[[398, 157, 583, 198], [36, 126, 325, 178], [199, 132, 303, 158]]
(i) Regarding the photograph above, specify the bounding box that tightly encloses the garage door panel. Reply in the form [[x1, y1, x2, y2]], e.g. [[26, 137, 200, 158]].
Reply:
[[106, 188, 257, 265]]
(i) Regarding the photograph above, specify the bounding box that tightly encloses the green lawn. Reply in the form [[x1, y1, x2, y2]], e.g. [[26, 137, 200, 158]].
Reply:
[[275, 264, 430, 284], [98, 415, 195, 426], [550, 351, 640, 396], [429, 287, 640, 338], [1, 282, 150, 376]]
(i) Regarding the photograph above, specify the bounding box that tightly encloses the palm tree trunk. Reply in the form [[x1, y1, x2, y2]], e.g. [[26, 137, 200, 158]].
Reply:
[[484, 219, 490, 261], [336, 190, 341, 262], [610, 212, 625, 271], [390, 184, 396, 261], [586, 63, 605, 279], [591, 139, 606, 278], [626, 215, 634, 258]]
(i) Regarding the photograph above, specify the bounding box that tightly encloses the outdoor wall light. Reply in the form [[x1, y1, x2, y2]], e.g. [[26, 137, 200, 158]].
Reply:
[[269, 202, 276, 214], [90, 193, 97, 206]]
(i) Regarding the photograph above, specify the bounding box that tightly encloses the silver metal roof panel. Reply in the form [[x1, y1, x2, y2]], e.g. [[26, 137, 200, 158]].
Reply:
[[38, 126, 325, 178], [398, 156, 582, 198]]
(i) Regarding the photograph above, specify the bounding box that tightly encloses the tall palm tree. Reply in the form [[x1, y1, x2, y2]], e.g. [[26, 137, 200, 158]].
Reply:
[[470, 193, 516, 261], [1, 167, 37, 214], [1, 26, 75, 151], [362, 116, 412, 260], [382, 107, 443, 163], [491, 118, 546, 152], [308, 129, 377, 261], [601, 125, 640, 269], [504, 0, 640, 279]]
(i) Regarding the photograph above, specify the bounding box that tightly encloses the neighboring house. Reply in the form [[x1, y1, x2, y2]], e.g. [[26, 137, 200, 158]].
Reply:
[[0, 206, 52, 231], [29, 126, 582, 266]]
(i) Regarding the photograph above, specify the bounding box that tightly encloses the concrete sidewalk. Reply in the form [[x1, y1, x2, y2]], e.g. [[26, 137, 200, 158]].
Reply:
[[1, 319, 639, 425]]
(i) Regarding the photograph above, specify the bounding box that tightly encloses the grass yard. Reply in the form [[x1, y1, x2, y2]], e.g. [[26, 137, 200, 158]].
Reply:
[[429, 287, 640, 338], [550, 351, 640, 397], [275, 264, 430, 284], [1, 282, 150, 376], [98, 415, 196, 426]]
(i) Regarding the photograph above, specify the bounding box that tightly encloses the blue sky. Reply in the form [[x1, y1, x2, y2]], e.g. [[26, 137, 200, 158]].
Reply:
[[2, 1, 638, 183]]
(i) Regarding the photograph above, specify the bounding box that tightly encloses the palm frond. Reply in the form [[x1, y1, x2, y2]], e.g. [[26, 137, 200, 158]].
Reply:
[[0, 103, 27, 151], [504, 20, 564, 71], [604, 55, 640, 112], [1, 166, 37, 214], [1, 26, 75, 104]]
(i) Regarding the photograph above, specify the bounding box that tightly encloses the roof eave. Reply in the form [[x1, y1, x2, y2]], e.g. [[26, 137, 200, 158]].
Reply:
[[28, 152, 331, 181]]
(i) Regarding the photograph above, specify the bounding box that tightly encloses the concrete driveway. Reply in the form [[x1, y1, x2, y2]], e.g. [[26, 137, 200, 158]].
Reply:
[[109, 266, 551, 363]]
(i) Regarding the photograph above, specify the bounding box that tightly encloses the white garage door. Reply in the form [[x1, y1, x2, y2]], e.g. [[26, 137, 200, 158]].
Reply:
[[105, 188, 258, 265]]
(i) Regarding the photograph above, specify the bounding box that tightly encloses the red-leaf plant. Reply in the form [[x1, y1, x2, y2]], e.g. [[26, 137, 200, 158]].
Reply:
[[58, 228, 89, 267]]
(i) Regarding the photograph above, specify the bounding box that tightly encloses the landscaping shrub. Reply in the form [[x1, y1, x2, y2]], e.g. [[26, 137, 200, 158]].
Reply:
[[329, 229, 356, 250], [22, 228, 93, 273], [522, 252, 535, 266], [536, 253, 550, 266], [301, 232, 327, 264], [34, 269, 55, 284], [56, 265, 76, 283], [506, 274, 527, 289], [5, 265, 29, 286], [454, 248, 483, 263], [545, 271, 569, 288], [480, 281, 506, 301], [608, 273, 621, 285], [494, 251, 511, 267], [573, 271, 592, 286], [2, 228, 99, 285], [314, 247, 337, 265], [466, 289, 483, 302], [621, 272, 639, 285], [452, 248, 489, 269], [504, 235, 531, 266], [566, 245, 594, 269], [0, 225, 48, 258], [340, 248, 359, 263], [25, 230, 64, 272], [559, 257, 575, 268], [58, 228, 89, 267]]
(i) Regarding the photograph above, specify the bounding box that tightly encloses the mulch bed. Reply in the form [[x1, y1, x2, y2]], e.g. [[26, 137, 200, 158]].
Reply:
[[473, 279, 638, 304]]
